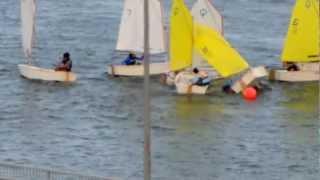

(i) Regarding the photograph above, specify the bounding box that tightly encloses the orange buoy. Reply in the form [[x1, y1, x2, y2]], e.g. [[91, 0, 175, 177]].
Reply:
[[242, 86, 257, 100]]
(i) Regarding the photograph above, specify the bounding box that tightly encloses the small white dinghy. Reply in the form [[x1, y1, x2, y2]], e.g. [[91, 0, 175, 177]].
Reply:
[[107, 0, 168, 77], [19, 0, 77, 82], [269, 0, 319, 82], [19, 64, 76, 82]]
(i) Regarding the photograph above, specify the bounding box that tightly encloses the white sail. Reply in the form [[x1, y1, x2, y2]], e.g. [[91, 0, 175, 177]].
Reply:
[[191, 0, 223, 34], [116, 0, 166, 54], [21, 0, 36, 59], [191, 0, 223, 69]]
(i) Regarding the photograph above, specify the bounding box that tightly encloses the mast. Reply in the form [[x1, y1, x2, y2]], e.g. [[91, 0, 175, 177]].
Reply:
[[318, 0, 319, 104], [143, 0, 151, 180], [318, 0, 320, 63]]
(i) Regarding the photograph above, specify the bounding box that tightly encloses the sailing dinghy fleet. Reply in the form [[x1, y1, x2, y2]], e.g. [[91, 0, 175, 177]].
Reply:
[[17, 0, 319, 96], [19, 0, 77, 82]]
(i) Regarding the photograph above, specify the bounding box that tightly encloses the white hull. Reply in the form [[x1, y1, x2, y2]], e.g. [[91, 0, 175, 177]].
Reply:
[[107, 62, 169, 76], [18, 64, 77, 82], [176, 84, 208, 95], [174, 71, 209, 95], [269, 69, 320, 82], [231, 66, 268, 93], [164, 68, 221, 86], [295, 62, 319, 72]]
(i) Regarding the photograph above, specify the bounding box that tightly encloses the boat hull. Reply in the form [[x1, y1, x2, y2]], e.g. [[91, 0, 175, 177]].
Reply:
[[18, 64, 77, 82], [269, 69, 320, 82], [107, 62, 169, 76], [176, 84, 208, 95], [163, 68, 221, 86], [174, 71, 209, 95], [231, 66, 268, 93], [296, 62, 320, 72]]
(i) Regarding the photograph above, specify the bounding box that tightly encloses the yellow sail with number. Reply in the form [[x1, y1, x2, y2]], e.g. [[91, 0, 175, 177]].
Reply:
[[193, 23, 249, 77], [281, 0, 320, 62], [170, 0, 193, 71]]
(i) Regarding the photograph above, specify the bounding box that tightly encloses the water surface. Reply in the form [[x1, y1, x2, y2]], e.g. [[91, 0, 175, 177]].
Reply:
[[0, 0, 319, 179]]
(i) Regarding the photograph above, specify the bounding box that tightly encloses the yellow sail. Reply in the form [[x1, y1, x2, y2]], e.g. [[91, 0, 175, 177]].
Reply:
[[169, 0, 193, 71], [281, 0, 320, 62], [193, 23, 249, 77]]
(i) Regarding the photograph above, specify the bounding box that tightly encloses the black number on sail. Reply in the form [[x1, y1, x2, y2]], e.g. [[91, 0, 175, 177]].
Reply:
[[202, 46, 209, 55], [292, 18, 299, 33], [305, 0, 311, 8], [308, 54, 320, 58], [200, 8, 208, 17], [174, 7, 179, 16]]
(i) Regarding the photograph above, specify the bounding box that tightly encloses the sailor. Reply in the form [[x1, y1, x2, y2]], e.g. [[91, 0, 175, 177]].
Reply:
[[284, 62, 299, 71], [192, 67, 212, 86], [55, 52, 72, 72], [252, 80, 272, 93], [222, 80, 271, 94], [122, 52, 144, 65], [222, 83, 235, 94]]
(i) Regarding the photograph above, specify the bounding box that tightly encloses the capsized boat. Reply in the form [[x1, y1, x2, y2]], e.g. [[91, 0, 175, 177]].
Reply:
[[192, 22, 265, 94], [231, 66, 269, 93], [107, 0, 168, 77], [18, 0, 76, 82], [269, 0, 320, 82]]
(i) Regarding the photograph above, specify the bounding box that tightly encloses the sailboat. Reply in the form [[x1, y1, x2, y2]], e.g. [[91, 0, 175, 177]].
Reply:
[[269, 0, 320, 82], [170, 0, 256, 95], [107, 0, 168, 76], [18, 0, 76, 82], [164, 0, 223, 86]]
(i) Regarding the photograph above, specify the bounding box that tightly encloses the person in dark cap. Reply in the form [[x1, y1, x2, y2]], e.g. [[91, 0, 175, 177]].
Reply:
[[55, 52, 72, 72]]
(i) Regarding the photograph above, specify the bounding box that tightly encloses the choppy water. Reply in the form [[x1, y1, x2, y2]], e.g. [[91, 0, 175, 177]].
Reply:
[[0, 0, 319, 179]]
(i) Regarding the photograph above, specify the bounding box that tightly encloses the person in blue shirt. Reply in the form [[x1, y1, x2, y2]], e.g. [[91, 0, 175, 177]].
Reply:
[[192, 68, 211, 86], [122, 52, 144, 65]]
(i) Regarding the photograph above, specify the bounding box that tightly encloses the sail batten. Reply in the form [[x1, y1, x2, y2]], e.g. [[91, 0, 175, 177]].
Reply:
[[116, 0, 166, 54], [281, 0, 320, 62], [21, 0, 36, 59]]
